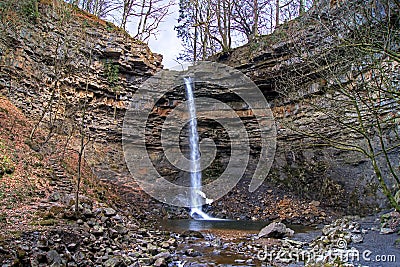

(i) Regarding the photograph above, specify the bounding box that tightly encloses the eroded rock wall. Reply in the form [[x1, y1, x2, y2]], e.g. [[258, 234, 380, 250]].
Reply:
[[0, 0, 162, 143], [213, 0, 400, 213]]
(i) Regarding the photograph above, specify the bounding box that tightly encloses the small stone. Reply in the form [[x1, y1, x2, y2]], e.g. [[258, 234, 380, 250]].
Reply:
[[160, 241, 170, 249], [138, 257, 153, 265], [47, 250, 62, 264], [104, 208, 117, 217], [20, 245, 30, 251], [351, 234, 363, 243], [146, 244, 158, 255], [67, 243, 78, 251], [48, 192, 61, 202], [114, 224, 128, 234], [103, 256, 123, 267], [182, 230, 204, 238], [154, 252, 171, 259], [100, 216, 109, 223], [83, 208, 93, 217], [37, 239, 49, 251], [185, 249, 202, 257], [246, 259, 253, 264], [92, 225, 105, 235], [154, 257, 166, 267], [112, 214, 122, 221], [36, 253, 47, 263], [380, 227, 395, 234], [310, 200, 320, 207]]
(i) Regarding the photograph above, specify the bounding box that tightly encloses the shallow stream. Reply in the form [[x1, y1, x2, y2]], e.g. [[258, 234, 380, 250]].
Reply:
[[158, 219, 318, 266]]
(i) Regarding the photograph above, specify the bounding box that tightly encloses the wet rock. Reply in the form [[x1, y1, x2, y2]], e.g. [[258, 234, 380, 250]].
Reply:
[[49, 192, 61, 202], [380, 227, 395, 234], [47, 250, 62, 265], [104, 208, 117, 217], [282, 239, 304, 248], [146, 244, 159, 255], [182, 230, 204, 238], [185, 249, 202, 257], [154, 257, 166, 267], [92, 225, 105, 236], [103, 256, 123, 267], [159, 241, 170, 249], [380, 211, 400, 234], [67, 243, 78, 251], [351, 234, 363, 243], [37, 239, 49, 251], [258, 222, 294, 238]]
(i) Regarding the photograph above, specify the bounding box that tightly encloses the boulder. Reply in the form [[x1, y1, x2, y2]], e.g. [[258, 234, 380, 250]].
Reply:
[[258, 222, 294, 238]]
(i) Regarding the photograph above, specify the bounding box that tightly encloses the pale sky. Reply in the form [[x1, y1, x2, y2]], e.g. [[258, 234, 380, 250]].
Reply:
[[147, 4, 184, 69]]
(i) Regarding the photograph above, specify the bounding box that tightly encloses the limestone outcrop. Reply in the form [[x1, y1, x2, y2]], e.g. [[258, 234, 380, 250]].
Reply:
[[0, 0, 162, 142], [213, 0, 400, 212]]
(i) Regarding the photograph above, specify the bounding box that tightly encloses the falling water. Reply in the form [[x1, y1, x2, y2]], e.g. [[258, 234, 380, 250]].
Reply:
[[183, 77, 213, 220]]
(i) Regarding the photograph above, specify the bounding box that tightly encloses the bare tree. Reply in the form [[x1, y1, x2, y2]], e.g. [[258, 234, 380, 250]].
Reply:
[[73, 32, 94, 214], [299, 0, 306, 14], [30, 3, 76, 143], [134, 0, 175, 42], [120, 0, 136, 30], [69, 0, 120, 18], [117, 0, 175, 41], [176, 0, 314, 61], [275, 0, 280, 26], [281, 0, 400, 211]]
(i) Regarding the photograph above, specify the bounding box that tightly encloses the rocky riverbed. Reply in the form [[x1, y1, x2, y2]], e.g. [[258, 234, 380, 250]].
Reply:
[[1, 185, 399, 267]]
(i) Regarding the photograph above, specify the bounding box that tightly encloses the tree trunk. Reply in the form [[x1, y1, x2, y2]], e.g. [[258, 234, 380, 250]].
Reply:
[[275, 0, 280, 27], [252, 0, 259, 39], [299, 0, 305, 15]]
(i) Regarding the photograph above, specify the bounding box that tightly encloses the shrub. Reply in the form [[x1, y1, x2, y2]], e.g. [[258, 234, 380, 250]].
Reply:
[[21, 0, 39, 22]]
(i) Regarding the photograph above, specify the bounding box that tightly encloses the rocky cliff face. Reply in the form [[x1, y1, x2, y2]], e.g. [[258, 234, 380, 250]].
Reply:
[[0, 0, 162, 143], [0, 0, 163, 212], [212, 0, 400, 213]]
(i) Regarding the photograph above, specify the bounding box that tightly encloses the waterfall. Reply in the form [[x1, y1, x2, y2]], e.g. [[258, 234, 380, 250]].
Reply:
[[183, 77, 213, 220]]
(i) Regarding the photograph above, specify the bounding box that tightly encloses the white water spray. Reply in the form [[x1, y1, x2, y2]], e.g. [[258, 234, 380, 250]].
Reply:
[[183, 77, 214, 220]]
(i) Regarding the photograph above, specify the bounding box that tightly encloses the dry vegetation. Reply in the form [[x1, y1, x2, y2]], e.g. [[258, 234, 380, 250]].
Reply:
[[0, 94, 122, 236]]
